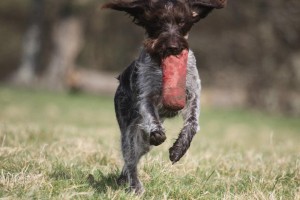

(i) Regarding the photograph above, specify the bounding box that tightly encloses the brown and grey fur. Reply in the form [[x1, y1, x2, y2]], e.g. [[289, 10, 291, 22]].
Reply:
[[102, 0, 227, 194]]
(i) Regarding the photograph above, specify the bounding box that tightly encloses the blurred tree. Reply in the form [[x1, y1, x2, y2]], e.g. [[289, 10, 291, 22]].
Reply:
[[43, 0, 83, 90], [0, 0, 299, 115], [11, 0, 84, 90], [11, 0, 44, 85], [0, 0, 30, 80]]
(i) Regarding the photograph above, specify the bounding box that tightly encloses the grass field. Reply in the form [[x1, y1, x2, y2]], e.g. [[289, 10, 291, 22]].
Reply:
[[0, 86, 299, 199]]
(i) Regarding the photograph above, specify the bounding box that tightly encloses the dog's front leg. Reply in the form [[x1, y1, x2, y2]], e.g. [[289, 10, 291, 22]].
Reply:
[[139, 98, 166, 146], [169, 91, 200, 163]]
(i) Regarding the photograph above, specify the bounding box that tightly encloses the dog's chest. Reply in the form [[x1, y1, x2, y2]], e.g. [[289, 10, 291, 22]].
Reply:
[[137, 65, 181, 117], [134, 50, 199, 118]]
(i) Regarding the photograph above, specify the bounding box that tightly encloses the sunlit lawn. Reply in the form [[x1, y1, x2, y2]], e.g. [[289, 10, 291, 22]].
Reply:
[[0, 86, 299, 199]]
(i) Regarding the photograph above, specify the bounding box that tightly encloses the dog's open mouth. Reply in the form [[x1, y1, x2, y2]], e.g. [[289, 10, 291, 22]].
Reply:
[[161, 49, 188, 110]]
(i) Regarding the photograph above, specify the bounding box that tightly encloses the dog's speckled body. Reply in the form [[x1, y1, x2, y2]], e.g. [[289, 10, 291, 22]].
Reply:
[[103, 0, 227, 194]]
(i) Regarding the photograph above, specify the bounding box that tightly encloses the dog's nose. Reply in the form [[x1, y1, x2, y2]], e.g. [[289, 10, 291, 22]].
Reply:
[[166, 45, 181, 55]]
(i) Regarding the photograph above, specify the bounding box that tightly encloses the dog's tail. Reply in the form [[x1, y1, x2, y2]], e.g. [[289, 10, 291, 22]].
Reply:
[[169, 124, 197, 164]]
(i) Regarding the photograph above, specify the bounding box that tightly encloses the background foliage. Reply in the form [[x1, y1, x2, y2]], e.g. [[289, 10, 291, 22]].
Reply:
[[0, 0, 299, 115]]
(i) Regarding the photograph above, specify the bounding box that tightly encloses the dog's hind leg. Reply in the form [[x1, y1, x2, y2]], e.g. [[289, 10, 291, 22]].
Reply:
[[117, 166, 128, 186], [121, 122, 150, 194], [114, 86, 131, 186]]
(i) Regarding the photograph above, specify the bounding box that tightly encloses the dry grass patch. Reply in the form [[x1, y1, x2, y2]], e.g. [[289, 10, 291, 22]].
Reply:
[[0, 87, 299, 199]]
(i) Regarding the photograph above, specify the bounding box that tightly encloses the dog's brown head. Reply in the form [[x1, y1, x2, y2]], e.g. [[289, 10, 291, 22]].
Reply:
[[102, 0, 226, 59]]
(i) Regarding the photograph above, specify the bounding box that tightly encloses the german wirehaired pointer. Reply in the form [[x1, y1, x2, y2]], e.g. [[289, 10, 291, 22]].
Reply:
[[102, 0, 226, 194]]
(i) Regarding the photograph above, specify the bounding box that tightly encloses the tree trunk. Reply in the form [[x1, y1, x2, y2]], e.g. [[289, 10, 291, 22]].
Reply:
[[43, 16, 83, 91], [11, 0, 44, 86]]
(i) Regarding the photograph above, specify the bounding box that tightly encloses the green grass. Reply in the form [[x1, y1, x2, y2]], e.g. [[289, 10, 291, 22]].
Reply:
[[0, 86, 299, 199]]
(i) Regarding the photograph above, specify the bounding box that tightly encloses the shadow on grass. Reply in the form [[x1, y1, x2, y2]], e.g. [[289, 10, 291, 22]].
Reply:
[[87, 170, 123, 194]]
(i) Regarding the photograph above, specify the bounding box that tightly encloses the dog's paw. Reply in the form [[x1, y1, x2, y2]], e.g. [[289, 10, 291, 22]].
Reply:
[[169, 145, 183, 164], [127, 181, 145, 195], [149, 129, 166, 146], [117, 174, 128, 186]]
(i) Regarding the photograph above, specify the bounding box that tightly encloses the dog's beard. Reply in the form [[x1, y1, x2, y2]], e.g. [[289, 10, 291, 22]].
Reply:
[[143, 37, 189, 110], [143, 37, 189, 60]]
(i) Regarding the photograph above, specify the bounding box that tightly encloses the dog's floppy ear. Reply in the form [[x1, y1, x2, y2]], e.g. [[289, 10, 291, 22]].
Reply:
[[102, 0, 147, 25], [190, 0, 227, 22]]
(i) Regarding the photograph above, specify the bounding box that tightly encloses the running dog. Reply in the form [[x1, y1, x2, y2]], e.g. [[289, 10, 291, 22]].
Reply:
[[102, 0, 226, 194]]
